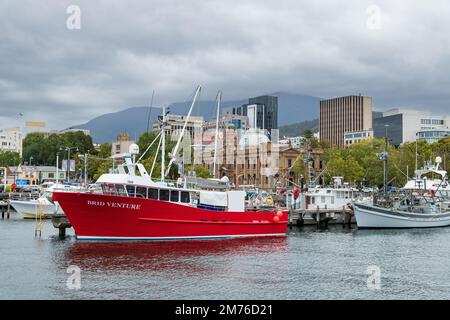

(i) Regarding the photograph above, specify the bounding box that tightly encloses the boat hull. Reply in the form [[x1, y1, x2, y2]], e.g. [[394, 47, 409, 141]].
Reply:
[[53, 192, 288, 240], [354, 203, 450, 229], [9, 200, 64, 219]]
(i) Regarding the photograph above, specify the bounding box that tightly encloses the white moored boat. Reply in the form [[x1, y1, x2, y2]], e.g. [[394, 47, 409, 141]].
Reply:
[[402, 157, 450, 198], [10, 184, 81, 219]]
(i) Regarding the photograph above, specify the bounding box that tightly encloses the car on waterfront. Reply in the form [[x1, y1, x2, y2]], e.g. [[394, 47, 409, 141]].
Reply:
[[17, 185, 42, 193], [386, 186, 397, 193], [361, 186, 378, 193]]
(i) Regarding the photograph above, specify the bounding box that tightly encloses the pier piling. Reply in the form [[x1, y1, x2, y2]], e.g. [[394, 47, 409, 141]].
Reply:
[[51, 214, 71, 239]]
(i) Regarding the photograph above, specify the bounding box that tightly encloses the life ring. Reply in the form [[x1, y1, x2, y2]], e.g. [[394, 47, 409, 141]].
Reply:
[[266, 196, 274, 206]]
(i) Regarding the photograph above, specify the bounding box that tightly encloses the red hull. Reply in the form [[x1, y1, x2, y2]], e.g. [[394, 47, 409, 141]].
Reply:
[[53, 192, 288, 240]]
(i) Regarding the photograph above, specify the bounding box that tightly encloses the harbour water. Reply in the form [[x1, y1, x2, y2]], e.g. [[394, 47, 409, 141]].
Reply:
[[1, 212, 450, 300]]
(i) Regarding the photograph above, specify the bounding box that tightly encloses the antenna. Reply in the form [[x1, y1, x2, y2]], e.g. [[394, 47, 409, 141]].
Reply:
[[213, 90, 222, 178]]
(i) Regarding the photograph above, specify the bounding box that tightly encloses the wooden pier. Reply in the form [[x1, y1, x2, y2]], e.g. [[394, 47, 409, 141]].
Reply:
[[288, 206, 355, 228]]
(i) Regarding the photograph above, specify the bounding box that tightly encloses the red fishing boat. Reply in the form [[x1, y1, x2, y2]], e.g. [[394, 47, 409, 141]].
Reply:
[[53, 86, 288, 241], [53, 176, 288, 240]]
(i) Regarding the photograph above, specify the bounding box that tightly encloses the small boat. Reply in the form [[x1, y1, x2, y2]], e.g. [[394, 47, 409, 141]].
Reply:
[[353, 132, 450, 229], [10, 184, 82, 219], [354, 192, 450, 229], [402, 157, 450, 198]]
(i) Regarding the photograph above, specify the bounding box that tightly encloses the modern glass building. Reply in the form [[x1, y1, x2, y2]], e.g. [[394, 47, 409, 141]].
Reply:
[[232, 95, 278, 139]]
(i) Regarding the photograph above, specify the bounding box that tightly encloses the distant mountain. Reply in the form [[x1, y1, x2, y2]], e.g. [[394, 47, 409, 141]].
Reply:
[[70, 92, 321, 143], [279, 119, 319, 137]]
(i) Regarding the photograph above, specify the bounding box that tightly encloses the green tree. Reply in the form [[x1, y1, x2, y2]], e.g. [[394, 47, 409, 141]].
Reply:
[[303, 129, 314, 140], [325, 155, 364, 184], [137, 131, 178, 179], [22, 131, 96, 166], [291, 155, 306, 178], [22, 132, 45, 164], [96, 143, 112, 158], [193, 165, 211, 178], [0, 152, 21, 167]]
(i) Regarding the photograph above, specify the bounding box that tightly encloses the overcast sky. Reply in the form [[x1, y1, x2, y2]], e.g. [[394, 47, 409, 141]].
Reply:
[[1, 0, 449, 130]]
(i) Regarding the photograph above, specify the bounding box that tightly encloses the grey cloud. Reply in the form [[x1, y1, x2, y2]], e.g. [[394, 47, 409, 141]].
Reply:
[[1, 0, 449, 131]]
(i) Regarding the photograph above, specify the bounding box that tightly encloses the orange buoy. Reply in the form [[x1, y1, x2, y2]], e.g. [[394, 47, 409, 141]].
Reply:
[[273, 215, 280, 223], [276, 211, 283, 218]]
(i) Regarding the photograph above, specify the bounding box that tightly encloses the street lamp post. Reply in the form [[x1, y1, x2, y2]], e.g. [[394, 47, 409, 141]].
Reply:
[[78, 153, 89, 187], [61, 147, 79, 183]]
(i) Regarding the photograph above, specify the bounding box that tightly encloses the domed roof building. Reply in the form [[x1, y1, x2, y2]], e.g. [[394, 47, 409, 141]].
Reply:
[[238, 128, 270, 147]]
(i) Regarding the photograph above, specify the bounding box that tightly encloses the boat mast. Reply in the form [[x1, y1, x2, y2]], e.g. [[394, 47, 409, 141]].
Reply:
[[383, 125, 389, 193], [165, 85, 202, 177], [213, 91, 222, 178], [161, 105, 166, 182]]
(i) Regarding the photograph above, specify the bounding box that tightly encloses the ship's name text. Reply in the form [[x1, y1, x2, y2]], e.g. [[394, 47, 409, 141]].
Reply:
[[87, 200, 141, 210]]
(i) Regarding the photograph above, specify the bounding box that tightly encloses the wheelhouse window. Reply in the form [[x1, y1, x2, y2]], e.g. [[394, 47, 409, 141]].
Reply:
[[159, 189, 169, 201], [136, 187, 147, 198], [115, 184, 126, 196], [148, 188, 158, 200], [103, 183, 116, 194], [180, 191, 190, 203], [126, 185, 136, 197], [170, 190, 179, 202]]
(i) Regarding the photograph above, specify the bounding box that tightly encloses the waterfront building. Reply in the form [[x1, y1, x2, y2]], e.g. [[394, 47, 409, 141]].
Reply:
[[202, 128, 323, 188], [13, 165, 66, 185], [153, 114, 204, 141], [416, 129, 450, 144], [319, 95, 373, 148], [344, 129, 374, 147], [232, 95, 278, 137], [373, 108, 449, 146], [112, 132, 135, 156], [0, 127, 23, 156]]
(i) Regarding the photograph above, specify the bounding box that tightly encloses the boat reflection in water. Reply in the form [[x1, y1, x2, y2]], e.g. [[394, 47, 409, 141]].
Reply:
[[63, 237, 288, 273]]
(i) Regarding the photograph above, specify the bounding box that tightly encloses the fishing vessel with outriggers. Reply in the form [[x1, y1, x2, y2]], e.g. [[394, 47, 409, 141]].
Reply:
[[53, 86, 288, 240], [353, 129, 450, 229]]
